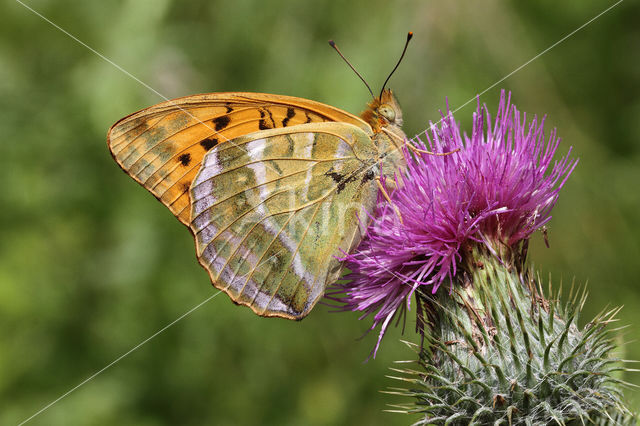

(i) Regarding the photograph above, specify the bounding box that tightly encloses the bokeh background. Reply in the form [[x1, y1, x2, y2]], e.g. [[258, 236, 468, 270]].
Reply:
[[1, 1, 638, 424]]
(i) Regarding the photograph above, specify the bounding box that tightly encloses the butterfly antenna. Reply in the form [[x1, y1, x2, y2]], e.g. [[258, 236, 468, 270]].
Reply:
[[379, 32, 413, 98], [328, 39, 375, 99]]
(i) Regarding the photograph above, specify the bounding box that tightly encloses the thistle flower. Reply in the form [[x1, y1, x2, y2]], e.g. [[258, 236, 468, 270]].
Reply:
[[330, 90, 577, 356]]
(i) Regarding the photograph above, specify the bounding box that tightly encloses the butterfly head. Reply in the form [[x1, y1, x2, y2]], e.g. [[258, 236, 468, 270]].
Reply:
[[361, 89, 404, 134], [362, 89, 408, 184]]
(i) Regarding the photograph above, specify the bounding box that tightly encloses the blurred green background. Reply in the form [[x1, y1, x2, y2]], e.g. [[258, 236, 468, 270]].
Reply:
[[1, 1, 638, 424]]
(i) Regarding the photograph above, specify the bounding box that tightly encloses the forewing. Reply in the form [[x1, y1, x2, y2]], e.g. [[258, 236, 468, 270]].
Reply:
[[107, 93, 370, 225], [190, 122, 379, 319]]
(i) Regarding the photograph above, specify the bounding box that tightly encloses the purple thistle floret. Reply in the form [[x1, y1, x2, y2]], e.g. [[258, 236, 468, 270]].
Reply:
[[329, 90, 578, 357]]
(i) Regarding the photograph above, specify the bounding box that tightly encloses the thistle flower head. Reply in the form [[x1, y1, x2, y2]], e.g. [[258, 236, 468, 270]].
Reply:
[[330, 90, 578, 356]]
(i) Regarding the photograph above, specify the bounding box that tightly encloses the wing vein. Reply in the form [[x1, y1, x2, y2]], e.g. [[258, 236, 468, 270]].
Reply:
[[112, 113, 174, 158], [193, 171, 342, 234], [128, 115, 270, 175], [110, 113, 167, 151], [184, 156, 353, 201], [234, 210, 299, 296], [189, 164, 315, 206], [262, 191, 334, 311]]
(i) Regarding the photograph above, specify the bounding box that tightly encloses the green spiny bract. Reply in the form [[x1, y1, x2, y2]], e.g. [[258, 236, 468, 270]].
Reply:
[[388, 246, 636, 425]]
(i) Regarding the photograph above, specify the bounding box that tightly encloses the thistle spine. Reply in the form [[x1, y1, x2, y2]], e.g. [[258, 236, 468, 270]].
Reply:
[[390, 247, 636, 425]]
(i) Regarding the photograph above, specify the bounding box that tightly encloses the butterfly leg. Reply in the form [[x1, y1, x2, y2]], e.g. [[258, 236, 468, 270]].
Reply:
[[375, 177, 403, 224], [380, 127, 460, 157], [405, 138, 460, 157]]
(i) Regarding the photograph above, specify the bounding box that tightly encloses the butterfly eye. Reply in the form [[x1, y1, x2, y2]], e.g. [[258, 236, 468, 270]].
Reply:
[[378, 104, 396, 122]]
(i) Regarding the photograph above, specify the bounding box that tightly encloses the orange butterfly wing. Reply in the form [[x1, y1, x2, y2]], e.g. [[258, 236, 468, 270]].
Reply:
[[107, 92, 371, 225]]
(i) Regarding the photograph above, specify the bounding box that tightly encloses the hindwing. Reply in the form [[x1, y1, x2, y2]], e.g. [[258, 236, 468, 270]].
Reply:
[[189, 122, 380, 318]]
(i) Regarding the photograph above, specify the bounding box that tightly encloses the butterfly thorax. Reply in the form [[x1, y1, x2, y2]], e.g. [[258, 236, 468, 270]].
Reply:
[[360, 89, 404, 134], [361, 89, 407, 183]]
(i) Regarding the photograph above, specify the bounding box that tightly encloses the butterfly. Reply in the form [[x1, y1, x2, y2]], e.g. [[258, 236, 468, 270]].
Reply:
[[107, 34, 414, 320]]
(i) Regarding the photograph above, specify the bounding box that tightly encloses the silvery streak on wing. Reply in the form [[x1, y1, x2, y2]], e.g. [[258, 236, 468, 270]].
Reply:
[[198, 138, 311, 314], [190, 124, 381, 318], [243, 139, 318, 295]]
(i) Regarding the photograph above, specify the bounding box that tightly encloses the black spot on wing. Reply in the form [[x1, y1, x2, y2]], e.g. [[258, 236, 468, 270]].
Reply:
[[200, 137, 218, 151], [178, 153, 191, 166], [361, 169, 375, 183], [338, 175, 359, 194], [259, 120, 271, 130], [212, 116, 230, 131], [325, 170, 357, 194], [325, 171, 344, 184], [266, 109, 276, 127], [258, 109, 272, 130], [282, 107, 296, 127]]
